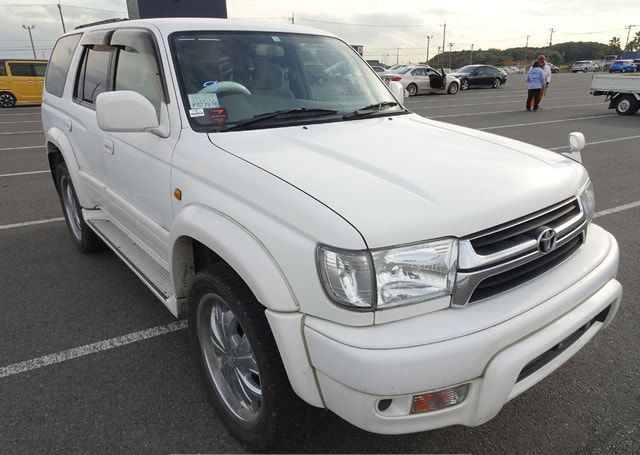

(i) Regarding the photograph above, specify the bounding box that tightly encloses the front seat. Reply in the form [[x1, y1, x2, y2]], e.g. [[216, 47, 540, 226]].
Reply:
[[252, 61, 294, 98]]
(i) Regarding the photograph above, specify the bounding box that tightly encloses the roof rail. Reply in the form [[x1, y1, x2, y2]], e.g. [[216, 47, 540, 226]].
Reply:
[[75, 18, 128, 30]]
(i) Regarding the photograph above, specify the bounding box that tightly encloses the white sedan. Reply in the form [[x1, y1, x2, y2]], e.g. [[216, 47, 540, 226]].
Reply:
[[382, 65, 460, 95]]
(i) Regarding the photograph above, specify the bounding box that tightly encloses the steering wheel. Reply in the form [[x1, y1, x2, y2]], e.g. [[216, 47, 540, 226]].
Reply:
[[199, 81, 251, 96]]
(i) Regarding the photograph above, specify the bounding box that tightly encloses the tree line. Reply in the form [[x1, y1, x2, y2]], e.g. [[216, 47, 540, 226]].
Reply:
[[427, 39, 638, 68]]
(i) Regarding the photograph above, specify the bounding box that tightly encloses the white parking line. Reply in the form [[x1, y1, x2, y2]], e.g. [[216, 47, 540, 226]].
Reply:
[[549, 134, 640, 151], [0, 130, 43, 135], [0, 320, 188, 379], [0, 217, 64, 230], [0, 145, 44, 151], [408, 89, 588, 104], [413, 96, 588, 110], [479, 114, 616, 130], [595, 201, 640, 218], [0, 120, 42, 124], [0, 170, 49, 178], [0, 113, 41, 117], [429, 103, 602, 119]]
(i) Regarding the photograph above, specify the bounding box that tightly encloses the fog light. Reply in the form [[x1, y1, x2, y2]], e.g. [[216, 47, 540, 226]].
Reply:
[[410, 384, 470, 414]]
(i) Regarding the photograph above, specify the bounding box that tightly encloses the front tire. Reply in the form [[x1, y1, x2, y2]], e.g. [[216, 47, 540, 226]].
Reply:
[[460, 79, 469, 90], [188, 266, 323, 449], [0, 91, 16, 108], [54, 161, 104, 253], [615, 95, 640, 115], [492, 78, 501, 88], [406, 83, 418, 96], [447, 82, 459, 94]]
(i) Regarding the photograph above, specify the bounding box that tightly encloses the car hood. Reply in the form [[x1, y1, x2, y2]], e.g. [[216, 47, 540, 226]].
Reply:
[[208, 113, 586, 248]]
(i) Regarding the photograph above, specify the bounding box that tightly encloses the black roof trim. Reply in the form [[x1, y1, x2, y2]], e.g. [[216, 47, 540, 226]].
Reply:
[[75, 18, 128, 30]]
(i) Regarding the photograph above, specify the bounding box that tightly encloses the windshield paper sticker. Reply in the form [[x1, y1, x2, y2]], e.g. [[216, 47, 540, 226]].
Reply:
[[188, 93, 220, 109], [271, 36, 281, 42], [189, 108, 205, 118]]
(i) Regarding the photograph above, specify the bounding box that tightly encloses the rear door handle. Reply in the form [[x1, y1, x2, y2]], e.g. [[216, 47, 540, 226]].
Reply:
[[104, 139, 114, 155]]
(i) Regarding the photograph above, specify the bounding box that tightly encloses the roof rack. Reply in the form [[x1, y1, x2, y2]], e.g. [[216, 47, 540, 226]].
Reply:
[[75, 18, 128, 30]]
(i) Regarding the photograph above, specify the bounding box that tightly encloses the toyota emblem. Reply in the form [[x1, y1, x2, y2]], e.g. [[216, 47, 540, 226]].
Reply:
[[537, 227, 557, 253]]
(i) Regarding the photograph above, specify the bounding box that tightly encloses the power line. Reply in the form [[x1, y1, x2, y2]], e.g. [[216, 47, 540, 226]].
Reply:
[[296, 17, 438, 27]]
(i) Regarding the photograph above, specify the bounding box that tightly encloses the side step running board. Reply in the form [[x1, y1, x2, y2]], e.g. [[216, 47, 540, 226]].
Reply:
[[87, 219, 175, 303]]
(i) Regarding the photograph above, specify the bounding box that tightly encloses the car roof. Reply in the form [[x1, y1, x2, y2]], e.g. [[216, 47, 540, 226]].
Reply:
[[68, 17, 336, 38], [0, 59, 48, 64]]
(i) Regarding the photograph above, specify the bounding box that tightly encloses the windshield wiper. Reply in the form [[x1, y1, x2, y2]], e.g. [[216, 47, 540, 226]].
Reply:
[[222, 108, 339, 131], [343, 101, 402, 120]]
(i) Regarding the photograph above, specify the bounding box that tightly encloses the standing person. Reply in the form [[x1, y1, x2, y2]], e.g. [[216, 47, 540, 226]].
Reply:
[[525, 60, 545, 111], [536, 55, 552, 108]]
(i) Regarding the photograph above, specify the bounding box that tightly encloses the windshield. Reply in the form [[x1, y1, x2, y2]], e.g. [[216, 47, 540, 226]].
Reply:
[[170, 31, 402, 131]]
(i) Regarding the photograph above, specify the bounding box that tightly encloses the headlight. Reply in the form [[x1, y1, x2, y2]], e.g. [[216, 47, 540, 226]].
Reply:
[[372, 239, 458, 309], [316, 246, 375, 309], [578, 180, 595, 224], [317, 239, 458, 311]]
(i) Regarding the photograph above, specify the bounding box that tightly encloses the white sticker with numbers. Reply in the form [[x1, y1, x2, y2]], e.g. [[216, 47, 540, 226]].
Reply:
[[188, 93, 220, 109], [189, 108, 205, 117]]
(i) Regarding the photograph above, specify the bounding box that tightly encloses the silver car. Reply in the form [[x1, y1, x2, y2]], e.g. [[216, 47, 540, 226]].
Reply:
[[571, 60, 599, 73], [382, 65, 460, 95]]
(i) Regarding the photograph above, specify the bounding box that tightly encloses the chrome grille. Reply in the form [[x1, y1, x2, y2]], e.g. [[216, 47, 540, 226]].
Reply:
[[453, 198, 587, 307]]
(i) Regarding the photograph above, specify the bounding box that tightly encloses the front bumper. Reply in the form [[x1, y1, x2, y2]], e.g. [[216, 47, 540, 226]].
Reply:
[[302, 225, 621, 434]]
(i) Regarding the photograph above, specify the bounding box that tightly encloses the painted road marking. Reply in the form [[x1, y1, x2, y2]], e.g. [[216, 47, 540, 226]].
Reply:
[[0, 217, 64, 230], [0, 320, 188, 379], [428, 103, 602, 119], [0, 145, 45, 151], [595, 201, 640, 218], [413, 96, 589, 110], [549, 134, 640, 151], [0, 130, 43, 135], [0, 120, 42, 124], [0, 170, 49, 178], [479, 114, 616, 130]]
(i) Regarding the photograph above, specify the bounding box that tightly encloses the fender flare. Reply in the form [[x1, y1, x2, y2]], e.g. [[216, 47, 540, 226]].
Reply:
[[46, 126, 92, 207], [169, 203, 298, 314]]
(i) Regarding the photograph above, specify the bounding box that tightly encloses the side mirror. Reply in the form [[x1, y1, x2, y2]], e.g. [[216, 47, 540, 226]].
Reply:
[[96, 91, 159, 133], [388, 81, 405, 105], [561, 132, 585, 163]]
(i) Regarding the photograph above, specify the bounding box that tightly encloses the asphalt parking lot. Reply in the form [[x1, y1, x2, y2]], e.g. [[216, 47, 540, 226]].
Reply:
[[1, 73, 639, 454]]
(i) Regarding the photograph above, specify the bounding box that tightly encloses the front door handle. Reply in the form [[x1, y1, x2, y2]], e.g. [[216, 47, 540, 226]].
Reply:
[[104, 139, 114, 155]]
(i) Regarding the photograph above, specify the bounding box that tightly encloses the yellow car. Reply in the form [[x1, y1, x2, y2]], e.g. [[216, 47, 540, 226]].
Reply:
[[0, 59, 48, 108]]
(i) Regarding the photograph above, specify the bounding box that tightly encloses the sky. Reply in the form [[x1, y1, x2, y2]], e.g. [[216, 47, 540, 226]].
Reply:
[[0, 0, 638, 64]]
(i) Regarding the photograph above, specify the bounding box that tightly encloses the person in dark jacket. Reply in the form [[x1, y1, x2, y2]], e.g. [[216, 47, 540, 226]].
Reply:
[[525, 60, 545, 111]]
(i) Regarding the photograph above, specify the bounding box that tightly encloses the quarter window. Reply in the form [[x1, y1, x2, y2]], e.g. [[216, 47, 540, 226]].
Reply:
[[46, 34, 82, 97], [8, 63, 32, 77], [75, 45, 112, 105], [33, 63, 48, 77], [0, 64, 6, 76]]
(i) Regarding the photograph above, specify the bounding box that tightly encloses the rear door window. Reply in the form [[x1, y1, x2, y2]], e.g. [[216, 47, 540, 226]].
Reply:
[[46, 34, 82, 97], [8, 63, 32, 77], [75, 45, 113, 105]]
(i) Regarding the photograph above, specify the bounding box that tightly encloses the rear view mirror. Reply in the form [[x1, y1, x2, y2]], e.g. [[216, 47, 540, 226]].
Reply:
[[388, 81, 405, 105], [96, 91, 159, 133]]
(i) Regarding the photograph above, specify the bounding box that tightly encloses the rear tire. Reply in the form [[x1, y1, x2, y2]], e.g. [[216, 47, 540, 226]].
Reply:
[[614, 95, 640, 116], [188, 265, 324, 449], [0, 91, 16, 108], [406, 83, 418, 96], [54, 161, 104, 253], [447, 82, 459, 94]]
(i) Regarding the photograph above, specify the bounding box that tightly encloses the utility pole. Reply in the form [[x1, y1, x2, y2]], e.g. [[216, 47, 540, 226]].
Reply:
[[22, 25, 36, 59], [525, 35, 530, 69], [625, 25, 637, 49], [437, 46, 442, 67], [57, 1, 66, 33], [549, 28, 555, 47], [289, 12, 294, 24], [441, 21, 447, 65], [396, 47, 400, 65], [448, 42, 454, 69], [426, 34, 433, 64], [469, 43, 474, 64]]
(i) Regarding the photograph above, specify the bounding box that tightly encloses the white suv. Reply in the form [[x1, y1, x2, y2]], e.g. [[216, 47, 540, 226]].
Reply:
[[42, 18, 622, 449]]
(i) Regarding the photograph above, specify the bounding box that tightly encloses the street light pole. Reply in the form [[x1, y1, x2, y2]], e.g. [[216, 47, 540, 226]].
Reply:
[[448, 42, 454, 69], [525, 35, 530, 70], [22, 25, 36, 59], [426, 35, 433, 64], [441, 21, 447, 65], [469, 43, 474, 64]]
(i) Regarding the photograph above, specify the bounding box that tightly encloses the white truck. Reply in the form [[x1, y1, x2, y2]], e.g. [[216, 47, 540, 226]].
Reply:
[[591, 73, 640, 115], [42, 18, 622, 449]]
